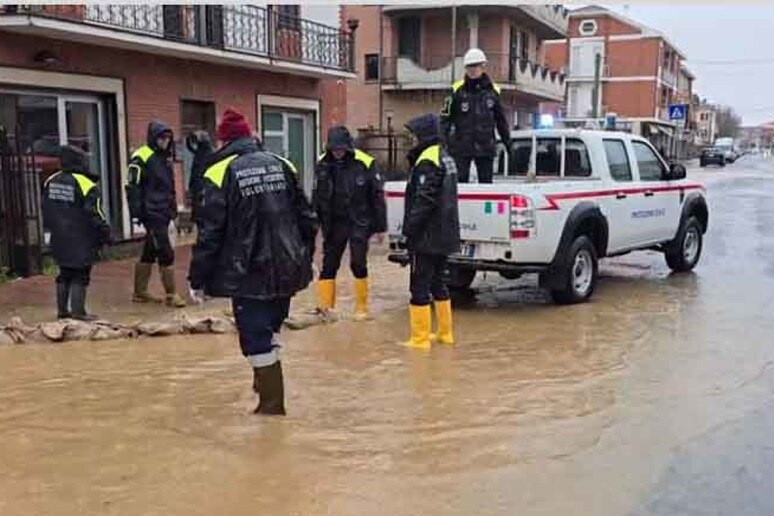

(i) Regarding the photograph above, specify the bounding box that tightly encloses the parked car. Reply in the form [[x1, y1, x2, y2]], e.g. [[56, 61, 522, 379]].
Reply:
[[700, 147, 726, 167], [386, 129, 708, 304]]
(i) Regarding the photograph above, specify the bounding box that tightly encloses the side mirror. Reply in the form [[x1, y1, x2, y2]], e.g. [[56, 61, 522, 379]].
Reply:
[[669, 162, 686, 180]]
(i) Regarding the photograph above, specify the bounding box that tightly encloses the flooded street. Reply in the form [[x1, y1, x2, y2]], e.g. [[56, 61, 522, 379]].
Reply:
[[2, 159, 774, 515]]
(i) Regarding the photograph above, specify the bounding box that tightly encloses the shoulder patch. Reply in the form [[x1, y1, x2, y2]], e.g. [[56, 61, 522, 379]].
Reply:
[[203, 155, 239, 188], [131, 145, 154, 164], [354, 149, 375, 168], [417, 144, 441, 167], [72, 173, 96, 196]]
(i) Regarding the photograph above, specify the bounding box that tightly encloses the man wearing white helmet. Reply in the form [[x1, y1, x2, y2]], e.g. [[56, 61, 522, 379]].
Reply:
[[440, 48, 511, 183]]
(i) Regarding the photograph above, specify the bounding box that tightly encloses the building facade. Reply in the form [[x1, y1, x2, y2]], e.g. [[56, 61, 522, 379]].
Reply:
[[343, 5, 568, 174], [543, 5, 689, 155], [694, 103, 718, 147], [0, 4, 354, 275]]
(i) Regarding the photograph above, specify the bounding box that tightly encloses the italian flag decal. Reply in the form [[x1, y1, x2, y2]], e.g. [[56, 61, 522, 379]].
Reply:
[[484, 201, 506, 215]]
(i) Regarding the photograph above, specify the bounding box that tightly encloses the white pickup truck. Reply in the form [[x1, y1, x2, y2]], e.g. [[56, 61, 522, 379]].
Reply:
[[385, 129, 709, 304]]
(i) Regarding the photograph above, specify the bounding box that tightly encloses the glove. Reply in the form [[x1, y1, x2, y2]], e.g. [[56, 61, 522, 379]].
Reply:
[[188, 282, 205, 305]]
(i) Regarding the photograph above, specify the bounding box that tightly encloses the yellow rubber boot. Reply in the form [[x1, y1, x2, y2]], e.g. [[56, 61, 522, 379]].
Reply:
[[403, 304, 432, 350], [353, 277, 369, 321], [317, 279, 336, 313], [434, 299, 455, 345]]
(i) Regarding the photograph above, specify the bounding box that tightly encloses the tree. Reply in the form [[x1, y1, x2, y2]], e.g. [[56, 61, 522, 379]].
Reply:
[[715, 106, 742, 138]]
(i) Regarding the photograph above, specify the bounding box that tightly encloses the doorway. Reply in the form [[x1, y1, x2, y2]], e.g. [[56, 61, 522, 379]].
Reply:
[[261, 108, 315, 194]]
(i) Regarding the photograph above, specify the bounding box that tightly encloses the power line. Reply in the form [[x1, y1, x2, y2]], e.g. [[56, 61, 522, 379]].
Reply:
[[689, 58, 774, 66]]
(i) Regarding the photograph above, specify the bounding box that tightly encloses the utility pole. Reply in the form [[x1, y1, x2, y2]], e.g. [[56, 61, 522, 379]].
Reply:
[[451, 5, 457, 82], [591, 52, 602, 119], [378, 5, 383, 131]]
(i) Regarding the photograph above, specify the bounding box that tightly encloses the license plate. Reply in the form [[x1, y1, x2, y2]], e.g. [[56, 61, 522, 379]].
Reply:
[[460, 244, 476, 258]]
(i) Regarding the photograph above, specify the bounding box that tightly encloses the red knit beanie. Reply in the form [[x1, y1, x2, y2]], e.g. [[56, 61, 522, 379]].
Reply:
[[217, 108, 252, 143]]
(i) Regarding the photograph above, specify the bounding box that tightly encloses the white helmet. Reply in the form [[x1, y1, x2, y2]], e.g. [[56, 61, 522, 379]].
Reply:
[[463, 48, 487, 67]]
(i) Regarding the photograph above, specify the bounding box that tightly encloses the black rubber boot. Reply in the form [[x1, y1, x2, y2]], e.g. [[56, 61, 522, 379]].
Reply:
[[70, 283, 98, 322], [253, 361, 286, 416], [56, 281, 71, 319]]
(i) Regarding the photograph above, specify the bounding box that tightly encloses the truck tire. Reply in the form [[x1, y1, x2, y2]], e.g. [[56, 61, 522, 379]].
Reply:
[[446, 265, 477, 291], [550, 235, 598, 304], [665, 216, 703, 272]]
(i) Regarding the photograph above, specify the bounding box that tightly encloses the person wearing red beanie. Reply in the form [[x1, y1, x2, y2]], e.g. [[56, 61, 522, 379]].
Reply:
[[216, 108, 253, 144], [189, 107, 318, 416]]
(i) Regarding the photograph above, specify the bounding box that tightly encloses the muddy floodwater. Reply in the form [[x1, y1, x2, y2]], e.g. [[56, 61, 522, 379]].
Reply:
[[3, 160, 774, 515]]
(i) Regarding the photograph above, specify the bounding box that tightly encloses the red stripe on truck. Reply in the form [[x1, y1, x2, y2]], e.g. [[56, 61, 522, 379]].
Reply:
[[385, 191, 510, 201]]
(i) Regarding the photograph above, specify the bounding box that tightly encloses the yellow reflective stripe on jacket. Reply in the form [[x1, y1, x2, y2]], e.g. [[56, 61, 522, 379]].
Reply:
[[354, 149, 375, 169], [417, 144, 441, 167], [132, 145, 154, 164], [72, 173, 96, 196], [317, 151, 327, 162], [203, 155, 239, 189], [96, 198, 107, 221], [452, 79, 465, 92], [270, 153, 298, 175], [492, 82, 502, 95]]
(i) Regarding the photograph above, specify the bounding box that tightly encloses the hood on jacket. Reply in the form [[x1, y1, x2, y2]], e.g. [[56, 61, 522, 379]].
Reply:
[[60, 145, 94, 178], [147, 120, 173, 152], [405, 114, 441, 147], [325, 125, 354, 155]]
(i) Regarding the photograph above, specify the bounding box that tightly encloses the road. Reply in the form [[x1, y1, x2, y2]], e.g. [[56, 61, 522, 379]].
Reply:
[[1, 157, 774, 515]]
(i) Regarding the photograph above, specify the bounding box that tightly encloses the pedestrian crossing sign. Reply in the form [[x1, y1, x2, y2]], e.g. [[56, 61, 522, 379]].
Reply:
[[668, 104, 687, 121]]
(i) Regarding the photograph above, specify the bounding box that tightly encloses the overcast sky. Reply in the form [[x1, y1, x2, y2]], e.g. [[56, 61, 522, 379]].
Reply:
[[605, 2, 774, 126]]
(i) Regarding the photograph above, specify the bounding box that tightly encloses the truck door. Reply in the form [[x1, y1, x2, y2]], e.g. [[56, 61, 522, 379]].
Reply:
[[601, 138, 639, 252], [631, 140, 677, 244]]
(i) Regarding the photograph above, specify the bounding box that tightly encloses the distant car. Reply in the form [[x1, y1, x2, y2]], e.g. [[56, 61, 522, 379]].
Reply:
[[700, 147, 726, 167]]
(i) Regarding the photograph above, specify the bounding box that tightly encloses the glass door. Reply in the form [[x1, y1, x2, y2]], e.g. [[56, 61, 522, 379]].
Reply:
[[261, 108, 314, 195], [59, 97, 109, 221]]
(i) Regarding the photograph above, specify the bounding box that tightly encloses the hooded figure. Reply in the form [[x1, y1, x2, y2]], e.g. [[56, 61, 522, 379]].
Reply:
[[312, 125, 386, 321], [189, 108, 318, 415], [186, 130, 215, 225], [125, 120, 186, 308], [43, 145, 111, 320], [402, 113, 461, 349]]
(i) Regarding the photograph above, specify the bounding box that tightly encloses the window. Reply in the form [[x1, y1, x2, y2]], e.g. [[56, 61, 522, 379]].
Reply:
[[509, 138, 561, 177], [579, 19, 598, 36], [398, 16, 421, 63], [276, 5, 300, 31], [365, 53, 380, 81], [180, 100, 216, 194], [632, 141, 666, 181], [565, 138, 592, 177], [520, 31, 530, 60], [603, 139, 632, 182]]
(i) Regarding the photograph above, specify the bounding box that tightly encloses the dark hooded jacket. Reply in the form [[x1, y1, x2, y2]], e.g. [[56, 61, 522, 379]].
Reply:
[[43, 145, 111, 268], [188, 137, 318, 300], [125, 121, 177, 226], [312, 126, 386, 239], [440, 73, 511, 158], [403, 114, 461, 256], [185, 130, 215, 224]]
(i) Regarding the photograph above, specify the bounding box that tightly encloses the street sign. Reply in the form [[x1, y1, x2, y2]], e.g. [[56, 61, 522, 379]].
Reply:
[[668, 104, 687, 121]]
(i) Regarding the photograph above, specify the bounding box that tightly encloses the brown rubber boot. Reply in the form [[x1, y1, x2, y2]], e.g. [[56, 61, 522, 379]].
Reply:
[[253, 361, 286, 416], [160, 266, 186, 308], [132, 263, 162, 303]]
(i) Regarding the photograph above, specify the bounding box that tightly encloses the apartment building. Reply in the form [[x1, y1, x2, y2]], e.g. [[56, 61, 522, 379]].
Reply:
[[544, 5, 688, 154], [694, 103, 718, 147], [0, 4, 354, 275], [343, 4, 568, 172]]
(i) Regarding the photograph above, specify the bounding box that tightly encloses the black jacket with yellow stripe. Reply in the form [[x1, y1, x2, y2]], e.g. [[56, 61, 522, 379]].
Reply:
[[43, 163, 111, 269], [188, 137, 318, 300], [403, 115, 461, 256], [125, 121, 177, 226], [440, 73, 511, 158]]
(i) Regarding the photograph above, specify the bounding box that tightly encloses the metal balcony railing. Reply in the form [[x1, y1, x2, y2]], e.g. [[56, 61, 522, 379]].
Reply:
[[0, 4, 354, 73]]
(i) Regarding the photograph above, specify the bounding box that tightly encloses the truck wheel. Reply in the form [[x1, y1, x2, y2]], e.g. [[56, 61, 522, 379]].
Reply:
[[665, 216, 703, 272], [550, 235, 598, 304], [446, 265, 476, 290]]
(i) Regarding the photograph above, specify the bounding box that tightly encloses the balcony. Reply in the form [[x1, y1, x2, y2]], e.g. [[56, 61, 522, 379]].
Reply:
[[0, 4, 354, 77], [661, 69, 677, 89], [382, 54, 566, 102]]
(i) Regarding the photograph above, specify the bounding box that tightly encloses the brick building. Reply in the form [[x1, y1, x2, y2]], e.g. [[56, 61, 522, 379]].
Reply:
[[543, 5, 690, 155], [342, 5, 568, 174], [0, 4, 354, 275]]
